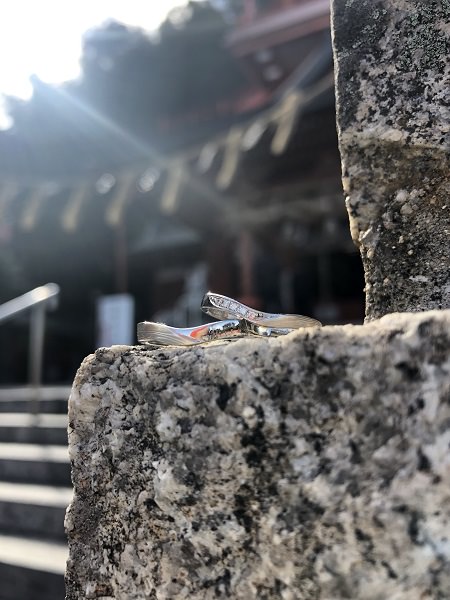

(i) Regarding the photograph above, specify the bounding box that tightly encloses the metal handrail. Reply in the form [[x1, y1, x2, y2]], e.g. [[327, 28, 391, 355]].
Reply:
[[0, 283, 60, 413], [0, 283, 59, 323]]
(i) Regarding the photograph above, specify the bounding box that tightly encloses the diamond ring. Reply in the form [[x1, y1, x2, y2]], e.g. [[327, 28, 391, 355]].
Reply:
[[201, 292, 322, 329]]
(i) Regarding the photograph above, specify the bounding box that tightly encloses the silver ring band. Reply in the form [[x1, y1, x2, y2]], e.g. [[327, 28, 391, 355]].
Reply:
[[138, 319, 244, 346], [201, 292, 322, 329], [137, 319, 295, 346]]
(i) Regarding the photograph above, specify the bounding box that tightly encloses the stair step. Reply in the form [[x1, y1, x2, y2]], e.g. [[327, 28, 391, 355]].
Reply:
[[0, 443, 71, 486], [0, 386, 71, 414], [0, 481, 73, 506], [0, 532, 68, 571], [0, 482, 72, 541], [0, 414, 68, 444], [0, 534, 66, 600]]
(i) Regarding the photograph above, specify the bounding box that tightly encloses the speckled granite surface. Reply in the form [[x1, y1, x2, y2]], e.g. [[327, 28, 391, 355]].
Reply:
[[332, 0, 450, 320], [65, 310, 450, 599]]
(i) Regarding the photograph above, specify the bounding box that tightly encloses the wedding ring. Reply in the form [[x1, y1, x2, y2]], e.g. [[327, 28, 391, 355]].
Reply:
[[137, 319, 294, 346], [138, 319, 243, 346], [137, 292, 320, 347], [201, 292, 322, 329]]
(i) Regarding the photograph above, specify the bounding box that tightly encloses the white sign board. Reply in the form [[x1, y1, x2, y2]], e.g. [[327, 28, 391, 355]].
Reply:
[[97, 294, 134, 347]]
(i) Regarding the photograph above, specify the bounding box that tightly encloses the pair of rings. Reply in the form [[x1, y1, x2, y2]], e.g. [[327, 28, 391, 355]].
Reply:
[[137, 292, 321, 347]]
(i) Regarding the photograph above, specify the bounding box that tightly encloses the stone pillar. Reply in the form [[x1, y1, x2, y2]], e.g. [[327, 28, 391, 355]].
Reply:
[[65, 311, 450, 599], [331, 0, 450, 320]]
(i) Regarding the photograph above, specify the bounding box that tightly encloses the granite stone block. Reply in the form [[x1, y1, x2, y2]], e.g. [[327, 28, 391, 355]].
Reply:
[[332, 0, 450, 319], [65, 310, 450, 599]]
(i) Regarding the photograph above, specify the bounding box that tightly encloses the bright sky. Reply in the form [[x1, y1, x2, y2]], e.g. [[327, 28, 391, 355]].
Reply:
[[0, 1, 188, 127]]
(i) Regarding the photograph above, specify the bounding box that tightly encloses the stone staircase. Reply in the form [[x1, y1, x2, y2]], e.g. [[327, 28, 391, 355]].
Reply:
[[0, 386, 72, 600]]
